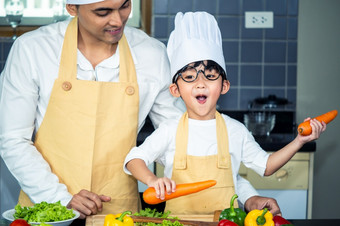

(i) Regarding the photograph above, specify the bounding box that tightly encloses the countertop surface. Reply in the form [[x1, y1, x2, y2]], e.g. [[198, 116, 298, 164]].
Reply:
[[254, 133, 316, 152], [68, 218, 340, 226]]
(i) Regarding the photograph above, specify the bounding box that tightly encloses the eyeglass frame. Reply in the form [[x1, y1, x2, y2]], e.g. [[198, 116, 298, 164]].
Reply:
[[172, 60, 227, 84]]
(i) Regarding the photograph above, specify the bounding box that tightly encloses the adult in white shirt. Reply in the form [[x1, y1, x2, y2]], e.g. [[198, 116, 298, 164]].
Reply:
[[0, 0, 183, 219]]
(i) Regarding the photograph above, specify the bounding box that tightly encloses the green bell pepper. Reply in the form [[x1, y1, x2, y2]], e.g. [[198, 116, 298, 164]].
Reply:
[[219, 194, 247, 226]]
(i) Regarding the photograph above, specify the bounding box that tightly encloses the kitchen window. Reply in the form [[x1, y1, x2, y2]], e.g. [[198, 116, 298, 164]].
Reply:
[[0, 0, 143, 36]]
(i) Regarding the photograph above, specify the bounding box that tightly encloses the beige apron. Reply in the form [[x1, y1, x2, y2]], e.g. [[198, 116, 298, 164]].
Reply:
[[18, 17, 140, 214], [165, 111, 238, 215]]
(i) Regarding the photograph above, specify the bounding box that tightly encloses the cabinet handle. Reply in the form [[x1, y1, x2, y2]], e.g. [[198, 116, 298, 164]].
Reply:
[[275, 169, 288, 181]]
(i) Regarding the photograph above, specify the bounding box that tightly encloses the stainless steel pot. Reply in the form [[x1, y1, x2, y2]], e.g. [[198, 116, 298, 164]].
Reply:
[[248, 95, 290, 110]]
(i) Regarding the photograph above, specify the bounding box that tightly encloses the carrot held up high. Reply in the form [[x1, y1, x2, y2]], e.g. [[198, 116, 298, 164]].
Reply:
[[298, 110, 338, 136]]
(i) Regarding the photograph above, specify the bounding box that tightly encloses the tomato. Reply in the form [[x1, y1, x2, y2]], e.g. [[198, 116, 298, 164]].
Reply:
[[10, 219, 30, 226]]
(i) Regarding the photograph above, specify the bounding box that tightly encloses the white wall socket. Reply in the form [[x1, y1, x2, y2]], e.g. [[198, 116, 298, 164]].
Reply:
[[245, 11, 274, 28]]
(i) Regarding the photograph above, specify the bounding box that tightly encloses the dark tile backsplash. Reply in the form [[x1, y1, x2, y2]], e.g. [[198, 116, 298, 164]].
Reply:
[[0, 0, 298, 112], [153, 0, 298, 111]]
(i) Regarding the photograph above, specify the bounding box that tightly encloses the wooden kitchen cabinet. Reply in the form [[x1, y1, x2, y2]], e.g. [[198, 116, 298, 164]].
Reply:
[[240, 152, 314, 219]]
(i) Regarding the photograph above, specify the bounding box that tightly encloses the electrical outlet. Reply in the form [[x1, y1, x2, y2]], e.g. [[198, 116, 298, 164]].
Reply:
[[245, 11, 274, 28]]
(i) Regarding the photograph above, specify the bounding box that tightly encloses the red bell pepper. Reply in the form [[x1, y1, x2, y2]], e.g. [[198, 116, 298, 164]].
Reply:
[[10, 219, 30, 226], [218, 219, 239, 226], [273, 216, 293, 226]]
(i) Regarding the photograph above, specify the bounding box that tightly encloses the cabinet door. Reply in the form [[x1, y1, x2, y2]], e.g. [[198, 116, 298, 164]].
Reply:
[[243, 160, 309, 190], [257, 189, 307, 219]]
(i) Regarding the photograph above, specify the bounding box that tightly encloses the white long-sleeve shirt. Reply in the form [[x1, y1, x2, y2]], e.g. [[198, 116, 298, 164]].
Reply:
[[124, 114, 270, 205], [0, 19, 182, 206]]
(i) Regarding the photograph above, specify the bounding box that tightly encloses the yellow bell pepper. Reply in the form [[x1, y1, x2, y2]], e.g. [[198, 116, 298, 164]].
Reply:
[[104, 211, 134, 226], [244, 208, 274, 226]]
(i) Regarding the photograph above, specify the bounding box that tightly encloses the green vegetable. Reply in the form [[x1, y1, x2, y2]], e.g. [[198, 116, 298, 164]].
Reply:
[[13, 201, 75, 223], [219, 194, 247, 226], [142, 220, 183, 226], [133, 208, 181, 226], [133, 208, 173, 219]]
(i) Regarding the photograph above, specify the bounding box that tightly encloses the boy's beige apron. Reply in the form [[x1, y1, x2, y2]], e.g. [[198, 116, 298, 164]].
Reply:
[[18, 17, 140, 214], [165, 111, 238, 215]]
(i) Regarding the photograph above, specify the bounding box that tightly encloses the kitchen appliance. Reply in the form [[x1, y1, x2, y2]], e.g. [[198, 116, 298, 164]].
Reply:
[[248, 95, 290, 110], [245, 95, 293, 136], [244, 112, 276, 136]]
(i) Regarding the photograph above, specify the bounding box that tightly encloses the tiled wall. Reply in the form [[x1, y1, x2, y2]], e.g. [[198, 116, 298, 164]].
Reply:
[[153, 0, 298, 110]]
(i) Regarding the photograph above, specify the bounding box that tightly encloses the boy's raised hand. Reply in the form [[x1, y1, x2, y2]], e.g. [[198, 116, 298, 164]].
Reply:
[[147, 177, 176, 200], [297, 118, 326, 143]]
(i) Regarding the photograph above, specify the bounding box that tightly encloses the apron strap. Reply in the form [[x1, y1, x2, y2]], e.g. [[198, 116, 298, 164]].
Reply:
[[174, 112, 189, 169], [118, 34, 136, 83], [58, 17, 78, 81], [216, 111, 231, 169]]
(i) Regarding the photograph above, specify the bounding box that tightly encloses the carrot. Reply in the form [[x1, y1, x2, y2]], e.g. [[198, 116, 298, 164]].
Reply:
[[297, 110, 338, 136], [143, 179, 217, 205]]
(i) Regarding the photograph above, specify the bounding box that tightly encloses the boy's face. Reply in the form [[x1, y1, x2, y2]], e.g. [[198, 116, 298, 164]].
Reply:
[[66, 0, 131, 47], [170, 61, 230, 120]]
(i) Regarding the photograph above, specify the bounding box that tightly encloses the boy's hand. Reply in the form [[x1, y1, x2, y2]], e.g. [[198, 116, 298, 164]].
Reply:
[[147, 177, 176, 200], [297, 118, 326, 143]]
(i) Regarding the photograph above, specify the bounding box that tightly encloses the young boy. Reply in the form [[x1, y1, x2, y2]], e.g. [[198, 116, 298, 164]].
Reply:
[[124, 12, 325, 215]]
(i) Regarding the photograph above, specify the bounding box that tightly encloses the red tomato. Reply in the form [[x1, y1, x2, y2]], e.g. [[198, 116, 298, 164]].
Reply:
[[10, 219, 30, 226]]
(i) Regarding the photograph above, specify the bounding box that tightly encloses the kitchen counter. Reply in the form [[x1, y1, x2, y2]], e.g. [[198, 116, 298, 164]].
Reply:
[[254, 133, 316, 152], [68, 218, 340, 226], [287, 219, 340, 226]]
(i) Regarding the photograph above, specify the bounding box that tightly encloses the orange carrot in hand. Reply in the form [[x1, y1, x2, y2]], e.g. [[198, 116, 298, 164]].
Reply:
[[297, 110, 338, 136], [143, 180, 217, 204]]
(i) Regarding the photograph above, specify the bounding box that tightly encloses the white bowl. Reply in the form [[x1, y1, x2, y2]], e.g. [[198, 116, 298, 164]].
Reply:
[[2, 209, 80, 226]]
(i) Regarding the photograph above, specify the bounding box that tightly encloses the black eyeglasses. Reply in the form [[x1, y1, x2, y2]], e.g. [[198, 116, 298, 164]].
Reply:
[[174, 65, 221, 83]]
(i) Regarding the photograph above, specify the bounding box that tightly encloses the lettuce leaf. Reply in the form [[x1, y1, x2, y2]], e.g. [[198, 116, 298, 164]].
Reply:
[[13, 201, 75, 223]]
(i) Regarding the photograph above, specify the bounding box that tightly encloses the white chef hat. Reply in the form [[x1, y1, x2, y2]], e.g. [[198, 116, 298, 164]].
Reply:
[[66, 0, 104, 4], [167, 12, 226, 78]]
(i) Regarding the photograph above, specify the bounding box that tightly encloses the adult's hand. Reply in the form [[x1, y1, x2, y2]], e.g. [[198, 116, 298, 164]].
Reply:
[[244, 195, 281, 216], [67, 189, 111, 219]]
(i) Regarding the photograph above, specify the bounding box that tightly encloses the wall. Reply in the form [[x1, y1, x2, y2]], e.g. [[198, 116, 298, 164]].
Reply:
[[152, 0, 299, 110], [297, 0, 340, 219]]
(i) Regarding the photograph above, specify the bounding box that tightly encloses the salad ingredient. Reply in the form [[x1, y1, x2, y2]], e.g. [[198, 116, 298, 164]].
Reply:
[[104, 211, 134, 226], [10, 219, 30, 226], [142, 220, 183, 226], [13, 201, 75, 223], [133, 208, 173, 219], [218, 219, 239, 226], [244, 208, 274, 226], [273, 216, 293, 226], [132, 208, 180, 226], [143, 180, 216, 204], [298, 110, 338, 135], [219, 194, 247, 226]]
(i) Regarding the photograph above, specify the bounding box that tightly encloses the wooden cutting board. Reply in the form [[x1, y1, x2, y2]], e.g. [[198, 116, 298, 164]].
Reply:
[[86, 211, 221, 226]]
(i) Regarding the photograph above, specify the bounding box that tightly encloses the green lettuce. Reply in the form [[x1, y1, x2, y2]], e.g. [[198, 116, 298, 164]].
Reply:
[[13, 201, 75, 223]]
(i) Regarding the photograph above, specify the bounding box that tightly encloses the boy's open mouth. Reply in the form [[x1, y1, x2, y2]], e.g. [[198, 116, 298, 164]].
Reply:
[[196, 95, 207, 104]]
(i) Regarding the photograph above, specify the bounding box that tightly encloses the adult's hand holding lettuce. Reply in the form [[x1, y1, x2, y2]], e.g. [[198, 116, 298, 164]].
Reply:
[[13, 201, 74, 223], [66, 189, 111, 219]]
